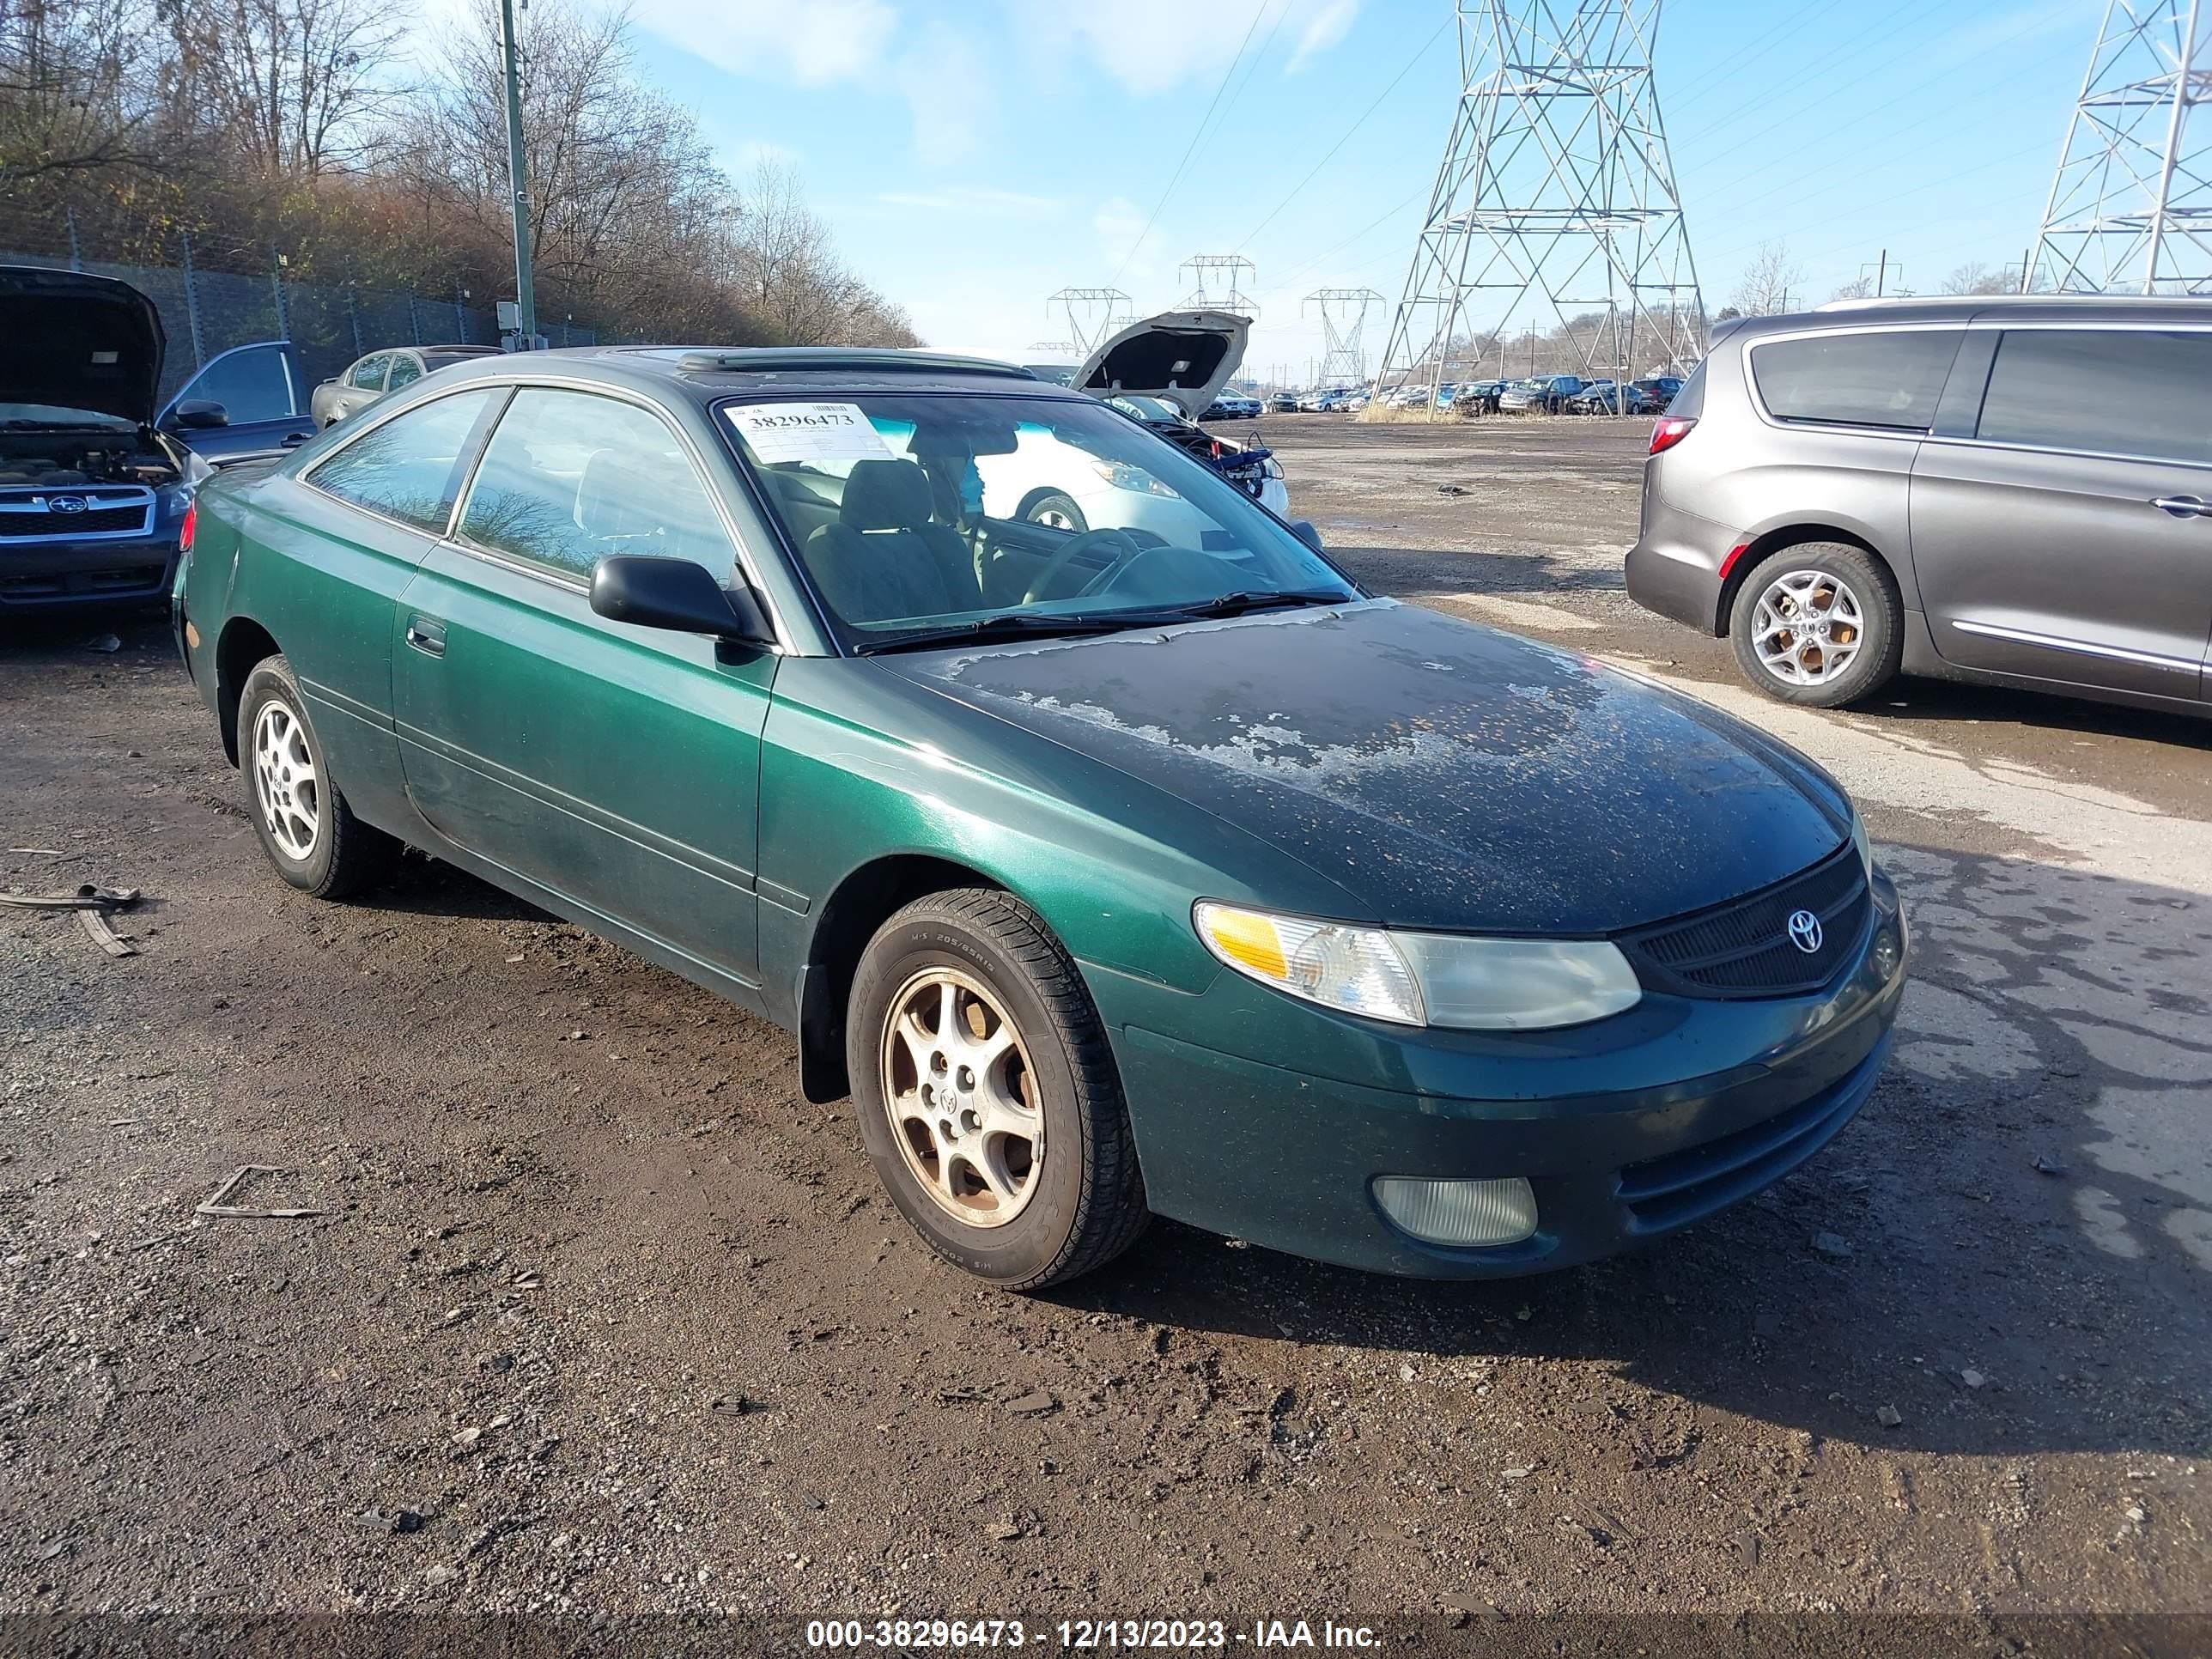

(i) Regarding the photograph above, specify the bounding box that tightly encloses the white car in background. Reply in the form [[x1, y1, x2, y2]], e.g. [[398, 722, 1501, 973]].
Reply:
[[978, 309, 1291, 534]]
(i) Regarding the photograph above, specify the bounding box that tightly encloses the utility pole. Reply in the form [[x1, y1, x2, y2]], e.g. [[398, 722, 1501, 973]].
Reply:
[[499, 0, 538, 348], [1861, 250, 1898, 296]]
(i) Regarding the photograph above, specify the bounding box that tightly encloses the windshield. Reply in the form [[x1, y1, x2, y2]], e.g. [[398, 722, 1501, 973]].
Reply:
[[722, 392, 1354, 649]]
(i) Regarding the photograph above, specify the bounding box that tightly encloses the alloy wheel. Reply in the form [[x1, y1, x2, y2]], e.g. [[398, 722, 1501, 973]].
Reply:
[[1750, 568, 1865, 688], [879, 968, 1043, 1227], [252, 701, 320, 861]]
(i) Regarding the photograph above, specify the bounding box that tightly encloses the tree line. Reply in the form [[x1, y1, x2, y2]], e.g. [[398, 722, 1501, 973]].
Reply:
[[0, 0, 920, 348], [1716, 241, 2040, 320]]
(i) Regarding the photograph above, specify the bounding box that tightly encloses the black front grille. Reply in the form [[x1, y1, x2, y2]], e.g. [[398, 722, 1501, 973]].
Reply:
[[0, 487, 155, 540], [1617, 842, 1869, 999]]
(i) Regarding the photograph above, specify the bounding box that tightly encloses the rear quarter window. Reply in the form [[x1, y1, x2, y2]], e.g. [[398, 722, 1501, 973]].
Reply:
[[1749, 329, 1963, 430]]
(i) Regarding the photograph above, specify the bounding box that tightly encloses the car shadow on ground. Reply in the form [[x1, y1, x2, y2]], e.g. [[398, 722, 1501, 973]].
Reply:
[[1054, 840, 2212, 1462], [1861, 674, 2212, 752]]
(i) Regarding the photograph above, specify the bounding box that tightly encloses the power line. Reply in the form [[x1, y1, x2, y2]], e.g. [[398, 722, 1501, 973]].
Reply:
[[1237, 17, 1453, 253], [1109, 1, 1276, 290], [1666, 0, 1851, 108], [1672, 0, 1929, 152]]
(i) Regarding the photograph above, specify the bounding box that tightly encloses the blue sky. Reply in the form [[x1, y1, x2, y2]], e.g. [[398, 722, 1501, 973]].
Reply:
[[610, 0, 2094, 375]]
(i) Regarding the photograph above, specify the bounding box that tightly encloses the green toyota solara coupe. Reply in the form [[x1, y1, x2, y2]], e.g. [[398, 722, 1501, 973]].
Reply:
[[175, 345, 1907, 1290]]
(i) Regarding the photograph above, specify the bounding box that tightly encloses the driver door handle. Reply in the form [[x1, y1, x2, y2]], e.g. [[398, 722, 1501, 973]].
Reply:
[[2151, 495, 2209, 519], [404, 615, 447, 658]]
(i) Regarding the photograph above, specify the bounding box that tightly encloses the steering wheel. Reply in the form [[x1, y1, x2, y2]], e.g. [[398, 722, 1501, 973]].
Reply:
[[1022, 527, 1139, 604]]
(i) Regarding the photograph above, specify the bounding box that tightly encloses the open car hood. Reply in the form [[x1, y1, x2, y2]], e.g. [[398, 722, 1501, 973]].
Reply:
[[1075, 309, 1249, 420], [0, 265, 165, 425]]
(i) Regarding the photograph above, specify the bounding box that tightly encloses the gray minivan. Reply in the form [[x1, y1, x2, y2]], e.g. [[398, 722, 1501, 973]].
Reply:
[[1626, 295, 2212, 715]]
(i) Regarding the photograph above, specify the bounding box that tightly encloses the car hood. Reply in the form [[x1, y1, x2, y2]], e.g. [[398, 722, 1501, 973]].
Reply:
[[884, 599, 1850, 935], [0, 265, 164, 425], [1076, 309, 1249, 420]]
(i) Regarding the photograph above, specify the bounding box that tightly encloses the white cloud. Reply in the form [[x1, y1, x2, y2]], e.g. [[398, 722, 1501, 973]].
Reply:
[[1018, 0, 1358, 97], [1285, 0, 1358, 73], [897, 21, 993, 166], [629, 0, 899, 85]]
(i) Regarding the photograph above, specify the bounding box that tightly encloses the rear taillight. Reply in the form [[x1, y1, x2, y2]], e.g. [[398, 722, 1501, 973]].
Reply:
[[1649, 416, 1696, 455], [179, 500, 198, 553]]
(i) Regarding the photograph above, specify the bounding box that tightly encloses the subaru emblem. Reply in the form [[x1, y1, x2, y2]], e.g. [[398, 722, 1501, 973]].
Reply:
[[1786, 909, 1823, 954], [46, 495, 88, 514]]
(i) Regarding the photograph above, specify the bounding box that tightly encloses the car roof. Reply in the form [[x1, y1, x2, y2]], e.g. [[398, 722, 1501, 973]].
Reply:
[[1727, 292, 2212, 343], [398, 344, 1067, 406]]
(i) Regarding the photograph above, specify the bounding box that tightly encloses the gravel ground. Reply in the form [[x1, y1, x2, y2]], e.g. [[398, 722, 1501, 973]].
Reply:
[[1, 415, 2205, 1642]]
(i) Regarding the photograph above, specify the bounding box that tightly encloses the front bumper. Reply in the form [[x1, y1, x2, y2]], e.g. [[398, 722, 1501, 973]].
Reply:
[[1096, 866, 1907, 1279], [0, 534, 182, 611]]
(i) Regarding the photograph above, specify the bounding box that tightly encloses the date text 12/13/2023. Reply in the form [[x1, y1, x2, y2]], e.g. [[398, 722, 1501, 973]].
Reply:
[[804, 1620, 1382, 1649]]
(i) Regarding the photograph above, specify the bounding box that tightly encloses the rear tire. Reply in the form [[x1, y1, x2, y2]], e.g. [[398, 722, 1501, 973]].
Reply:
[[1729, 542, 1903, 708], [848, 889, 1148, 1291], [239, 654, 398, 900]]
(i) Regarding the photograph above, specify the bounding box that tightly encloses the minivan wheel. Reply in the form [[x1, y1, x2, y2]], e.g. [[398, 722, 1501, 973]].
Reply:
[[238, 654, 398, 899], [1729, 543, 1902, 708], [848, 889, 1148, 1291]]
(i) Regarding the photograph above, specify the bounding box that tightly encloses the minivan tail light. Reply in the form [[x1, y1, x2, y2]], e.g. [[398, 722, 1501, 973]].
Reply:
[[1649, 415, 1696, 454], [179, 501, 197, 553]]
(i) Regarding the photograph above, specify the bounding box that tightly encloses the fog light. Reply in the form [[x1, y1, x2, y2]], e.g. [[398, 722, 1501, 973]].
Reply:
[[1372, 1176, 1538, 1247]]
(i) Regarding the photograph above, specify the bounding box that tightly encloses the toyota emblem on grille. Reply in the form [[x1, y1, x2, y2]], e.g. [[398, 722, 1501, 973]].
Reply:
[[46, 495, 88, 514], [1786, 909, 1823, 954]]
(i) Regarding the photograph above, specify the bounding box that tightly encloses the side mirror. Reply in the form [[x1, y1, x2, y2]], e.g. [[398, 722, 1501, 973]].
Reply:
[[590, 555, 773, 645], [167, 399, 229, 430], [1290, 520, 1324, 553]]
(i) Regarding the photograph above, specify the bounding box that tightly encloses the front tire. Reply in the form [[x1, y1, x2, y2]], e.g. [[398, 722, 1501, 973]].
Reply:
[[848, 889, 1148, 1291], [1729, 542, 1903, 708], [1018, 489, 1089, 533], [239, 654, 398, 899]]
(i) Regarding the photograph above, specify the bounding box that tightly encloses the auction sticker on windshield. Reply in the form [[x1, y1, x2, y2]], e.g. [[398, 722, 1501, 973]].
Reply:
[[725, 402, 894, 465]]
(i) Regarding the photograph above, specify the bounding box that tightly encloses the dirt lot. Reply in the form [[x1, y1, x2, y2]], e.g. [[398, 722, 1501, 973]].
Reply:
[[2, 416, 2207, 1644]]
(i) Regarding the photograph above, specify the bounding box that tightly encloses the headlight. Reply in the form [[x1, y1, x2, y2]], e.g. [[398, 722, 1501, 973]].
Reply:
[[1194, 902, 1642, 1030], [1090, 459, 1179, 498]]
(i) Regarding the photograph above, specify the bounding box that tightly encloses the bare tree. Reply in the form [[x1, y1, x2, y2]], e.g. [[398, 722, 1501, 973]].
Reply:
[[1730, 241, 1804, 317], [168, 0, 404, 176], [1941, 259, 2014, 295], [1828, 275, 1875, 301], [0, 0, 169, 186]]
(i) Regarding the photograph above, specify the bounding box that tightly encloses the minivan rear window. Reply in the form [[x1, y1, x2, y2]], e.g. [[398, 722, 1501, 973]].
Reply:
[[1976, 329, 2212, 466], [1749, 329, 1962, 430]]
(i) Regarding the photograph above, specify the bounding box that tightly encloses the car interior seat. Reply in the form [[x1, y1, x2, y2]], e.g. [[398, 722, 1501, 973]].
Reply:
[[803, 459, 982, 624]]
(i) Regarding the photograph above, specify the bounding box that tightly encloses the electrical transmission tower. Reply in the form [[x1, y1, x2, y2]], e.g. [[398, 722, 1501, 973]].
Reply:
[[1376, 0, 1704, 405], [2032, 0, 2212, 294], [1179, 255, 1261, 318], [1304, 289, 1385, 384], [1046, 289, 1134, 356]]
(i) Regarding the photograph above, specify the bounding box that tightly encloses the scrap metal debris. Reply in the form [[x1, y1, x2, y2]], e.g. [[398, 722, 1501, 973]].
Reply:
[[196, 1165, 324, 1220], [0, 884, 143, 957]]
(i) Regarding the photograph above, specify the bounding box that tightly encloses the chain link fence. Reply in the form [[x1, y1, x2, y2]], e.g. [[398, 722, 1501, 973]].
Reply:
[[6, 227, 601, 404]]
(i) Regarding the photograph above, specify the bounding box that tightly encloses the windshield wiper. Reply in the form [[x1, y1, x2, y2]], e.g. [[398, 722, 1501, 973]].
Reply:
[[855, 611, 1165, 655], [1172, 588, 1352, 619]]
